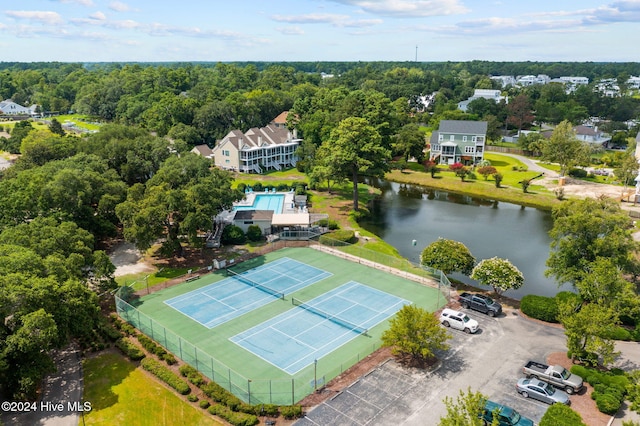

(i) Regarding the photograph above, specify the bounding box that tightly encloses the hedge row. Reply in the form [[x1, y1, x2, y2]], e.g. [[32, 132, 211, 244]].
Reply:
[[520, 291, 581, 323], [571, 365, 629, 415], [319, 229, 356, 244], [207, 404, 258, 426], [137, 334, 177, 365], [179, 364, 206, 387], [115, 338, 145, 361], [140, 358, 191, 395]]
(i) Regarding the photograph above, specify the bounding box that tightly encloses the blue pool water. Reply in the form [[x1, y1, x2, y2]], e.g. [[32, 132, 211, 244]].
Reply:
[[234, 194, 284, 213]]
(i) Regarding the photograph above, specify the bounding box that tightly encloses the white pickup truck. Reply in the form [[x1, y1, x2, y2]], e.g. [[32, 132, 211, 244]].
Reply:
[[522, 361, 584, 394]]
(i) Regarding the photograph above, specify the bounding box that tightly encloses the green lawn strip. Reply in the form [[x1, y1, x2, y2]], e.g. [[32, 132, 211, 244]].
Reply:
[[54, 114, 103, 131], [82, 352, 221, 426], [116, 267, 190, 291]]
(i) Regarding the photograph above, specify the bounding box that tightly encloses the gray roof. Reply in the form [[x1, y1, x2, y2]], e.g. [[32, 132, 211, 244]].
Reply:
[[216, 125, 298, 151], [438, 120, 488, 134], [234, 210, 274, 221]]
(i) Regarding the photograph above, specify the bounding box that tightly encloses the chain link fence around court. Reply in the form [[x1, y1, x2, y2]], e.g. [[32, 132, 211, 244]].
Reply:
[[114, 236, 451, 405]]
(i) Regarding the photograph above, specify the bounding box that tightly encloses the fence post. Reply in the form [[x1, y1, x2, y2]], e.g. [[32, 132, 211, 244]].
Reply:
[[291, 379, 295, 405]]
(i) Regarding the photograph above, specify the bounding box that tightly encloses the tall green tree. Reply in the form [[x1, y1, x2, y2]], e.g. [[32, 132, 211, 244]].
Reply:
[[439, 388, 494, 426], [559, 302, 619, 366], [546, 198, 639, 288], [116, 154, 242, 254], [391, 123, 426, 162], [316, 117, 390, 211], [421, 238, 475, 275], [381, 304, 451, 364], [540, 120, 591, 176]]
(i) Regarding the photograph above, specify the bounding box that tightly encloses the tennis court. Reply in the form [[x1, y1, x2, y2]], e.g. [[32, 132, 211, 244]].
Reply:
[[121, 246, 446, 404], [164, 257, 332, 329], [230, 282, 408, 374]]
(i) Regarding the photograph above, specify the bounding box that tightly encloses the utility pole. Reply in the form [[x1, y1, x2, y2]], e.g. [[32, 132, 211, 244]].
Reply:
[[415, 45, 418, 62]]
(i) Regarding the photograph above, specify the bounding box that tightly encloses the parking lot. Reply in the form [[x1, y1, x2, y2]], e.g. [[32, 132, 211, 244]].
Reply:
[[297, 309, 568, 425]]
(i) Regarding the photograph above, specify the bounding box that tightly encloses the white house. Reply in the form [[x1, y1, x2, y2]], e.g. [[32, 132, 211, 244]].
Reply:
[[0, 99, 31, 115], [457, 89, 507, 112], [516, 75, 551, 86], [190, 144, 214, 159], [212, 122, 301, 173], [490, 75, 516, 88]]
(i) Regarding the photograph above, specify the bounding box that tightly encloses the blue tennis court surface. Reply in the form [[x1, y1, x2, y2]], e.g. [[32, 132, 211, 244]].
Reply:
[[230, 282, 409, 374], [164, 258, 332, 329]]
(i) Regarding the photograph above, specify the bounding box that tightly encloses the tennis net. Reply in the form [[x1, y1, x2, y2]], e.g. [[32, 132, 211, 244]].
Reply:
[[292, 297, 368, 335], [227, 269, 285, 300]]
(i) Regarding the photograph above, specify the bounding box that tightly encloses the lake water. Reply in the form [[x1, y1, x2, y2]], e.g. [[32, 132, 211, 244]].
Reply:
[[359, 180, 571, 299]]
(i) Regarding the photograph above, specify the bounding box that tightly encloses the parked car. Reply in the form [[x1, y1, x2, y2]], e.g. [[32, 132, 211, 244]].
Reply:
[[522, 360, 584, 394], [516, 378, 570, 405], [480, 400, 534, 426], [439, 308, 479, 334], [457, 292, 502, 317]]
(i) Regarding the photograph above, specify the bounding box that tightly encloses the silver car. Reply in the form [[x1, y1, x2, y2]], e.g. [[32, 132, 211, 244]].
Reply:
[[516, 378, 570, 405]]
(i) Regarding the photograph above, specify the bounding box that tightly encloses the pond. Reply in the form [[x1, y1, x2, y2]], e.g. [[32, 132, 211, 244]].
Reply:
[[359, 179, 571, 299]]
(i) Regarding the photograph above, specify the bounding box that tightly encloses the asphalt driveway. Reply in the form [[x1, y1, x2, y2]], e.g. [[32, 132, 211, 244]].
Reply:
[[297, 309, 568, 425]]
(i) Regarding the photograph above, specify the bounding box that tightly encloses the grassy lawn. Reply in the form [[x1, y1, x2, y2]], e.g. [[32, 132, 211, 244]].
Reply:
[[54, 114, 103, 131], [116, 267, 190, 291], [83, 352, 221, 426]]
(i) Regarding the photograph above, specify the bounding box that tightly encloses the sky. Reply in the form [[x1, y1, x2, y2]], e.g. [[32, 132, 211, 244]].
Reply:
[[1, 0, 640, 63]]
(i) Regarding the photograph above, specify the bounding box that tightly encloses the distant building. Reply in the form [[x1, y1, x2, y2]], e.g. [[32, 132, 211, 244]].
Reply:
[[0, 99, 33, 115], [490, 75, 516, 88], [191, 144, 214, 159], [516, 75, 551, 86], [430, 120, 487, 166], [270, 111, 290, 129], [458, 89, 507, 112], [211, 115, 301, 173]]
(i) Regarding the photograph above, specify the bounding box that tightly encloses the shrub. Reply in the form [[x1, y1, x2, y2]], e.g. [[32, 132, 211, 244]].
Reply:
[[199, 400, 210, 409], [115, 338, 145, 361], [539, 403, 586, 426], [596, 393, 621, 415], [252, 182, 263, 192], [187, 394, 199, 402], [295, 184, 306, 195], [208, 404, 259, 426], [237, 183, 247, 193], [493, 173, 503, 187], [260, 404, 279, 417], [222, 225, 246, 245], [568, 168, 588, 178], [246, 225, 263, 242], [280, 405, 303, 420], [179, 364, 198, 377], [140, 358, 190, 395], [520, 295, 558, 323], [162, 353, 177, 365], [477, 166, 498, 180], [602, 326, 633, 341]]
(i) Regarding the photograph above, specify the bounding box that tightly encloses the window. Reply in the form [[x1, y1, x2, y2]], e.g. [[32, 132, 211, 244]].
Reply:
[[223, 150, 230, 156], [442, 146, 455, 155], [438, 135, 443, 142], [464, 146, 475, 154], [449, 135, 455, 141], [225, 159, 230, 164], [243, 221, 253, 225], [462, 136, 467, 142], [432, 143, 440, 151]]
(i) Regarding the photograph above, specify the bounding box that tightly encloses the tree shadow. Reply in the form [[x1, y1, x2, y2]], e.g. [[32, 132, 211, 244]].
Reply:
[[83, 352, 137, 411]]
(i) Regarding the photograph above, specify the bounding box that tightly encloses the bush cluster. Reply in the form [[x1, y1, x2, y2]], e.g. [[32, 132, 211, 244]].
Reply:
[[568, 168, 588, 178], [321, 229, 356, 244], [317, 218, 339, 230], [520, 294, 558, 323], [115, 338, 145, 361], [280, 405, 303, 419], [571, 365, 628, 415], [140, 358, 191, 395], [207, 404, 258, 426], [539, 403, 586, 426], [111, 316, 138, 336], [179, 364, 206, 387], [137, 334, 177, 365], [520, 291, 581, 323]]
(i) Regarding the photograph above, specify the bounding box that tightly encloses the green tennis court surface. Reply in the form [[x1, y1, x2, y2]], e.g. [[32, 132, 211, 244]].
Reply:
[[124, 246, 445, 404]]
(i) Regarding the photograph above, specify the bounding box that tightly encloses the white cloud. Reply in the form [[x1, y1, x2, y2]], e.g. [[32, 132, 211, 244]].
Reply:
[[271, 13, 381, 28], [5, 10, 64, 25], [89, 11, 106, 21], [109, 1, 132, 13], [327, 0, 469, 17], [276, 26, 305, 35], [54, 0, 94, 6]]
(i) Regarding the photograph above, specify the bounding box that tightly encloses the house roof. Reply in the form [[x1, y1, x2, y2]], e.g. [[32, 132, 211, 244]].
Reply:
[[191, 144, 214, 157], [234, 210, 274, 221], [271, 111, 289, 125], [438, 120, 488, 134], [271, 213, 310, 226], [573, 125, 599, 136], [214, 124, 299, 152]]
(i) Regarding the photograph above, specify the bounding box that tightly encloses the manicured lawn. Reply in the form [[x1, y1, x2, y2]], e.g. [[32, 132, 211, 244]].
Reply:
[[83, 352, 221, 426], [54, 114, 103, 131]]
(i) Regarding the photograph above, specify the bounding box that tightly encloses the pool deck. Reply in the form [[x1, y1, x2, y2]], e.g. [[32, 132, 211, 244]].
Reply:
[[218, 191, 307, 223]]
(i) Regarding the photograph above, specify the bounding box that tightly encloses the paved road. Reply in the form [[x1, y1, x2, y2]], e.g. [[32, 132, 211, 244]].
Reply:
[[1, 344, 84, 426], [298, 309, 640, 426]]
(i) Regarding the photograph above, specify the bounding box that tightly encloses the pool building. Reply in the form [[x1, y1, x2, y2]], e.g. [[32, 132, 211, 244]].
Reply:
[[211, 191, 328, 247]]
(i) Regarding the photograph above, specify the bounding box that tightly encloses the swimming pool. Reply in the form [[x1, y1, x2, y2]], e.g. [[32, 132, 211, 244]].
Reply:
[[234, 194, 284, 213]]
